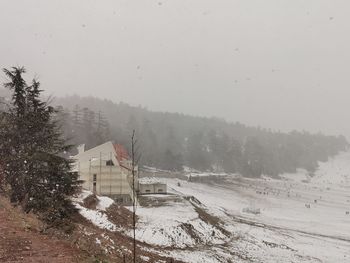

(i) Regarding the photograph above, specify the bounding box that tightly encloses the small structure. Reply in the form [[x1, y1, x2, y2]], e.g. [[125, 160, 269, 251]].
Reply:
[[72, 141, 138, 205], [139, 182, 167, 195]]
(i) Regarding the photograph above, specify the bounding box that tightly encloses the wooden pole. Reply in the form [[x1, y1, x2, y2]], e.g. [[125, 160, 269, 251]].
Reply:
[[88, 159, 91, 191], [110, 151, 112, 196], [99, 152, 102, 195], [132, 130, 136, 263]]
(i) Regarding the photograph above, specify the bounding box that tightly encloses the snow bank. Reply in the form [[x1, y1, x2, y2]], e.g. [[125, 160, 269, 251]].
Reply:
[[96, 196, 114, 211], [133, 198, 227, 248], [138, 177, 163, 184], [72, 190, 116, 231], [186, 171, 232, 178], [74, 203, 117, 231]]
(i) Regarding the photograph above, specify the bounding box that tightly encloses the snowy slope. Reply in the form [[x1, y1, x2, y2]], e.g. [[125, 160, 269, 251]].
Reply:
[[132, 195, 228, 248], [312, 151, 350, 186], [135, 151, 350, 262], [72, 190, 119, 231]]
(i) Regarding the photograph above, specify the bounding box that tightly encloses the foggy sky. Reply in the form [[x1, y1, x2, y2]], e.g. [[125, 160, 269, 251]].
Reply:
[[1, 0, 350, 138]]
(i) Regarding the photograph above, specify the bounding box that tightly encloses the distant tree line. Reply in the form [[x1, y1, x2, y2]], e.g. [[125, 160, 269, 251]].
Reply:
[[55, 105, 111, 152], [55, 95, 349, 177]]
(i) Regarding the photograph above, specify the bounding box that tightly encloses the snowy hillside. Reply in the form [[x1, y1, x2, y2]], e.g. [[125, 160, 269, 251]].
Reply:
[[135, 151, 350, 262], [71, 151, 350, 262], [133, 196, 228, 248]]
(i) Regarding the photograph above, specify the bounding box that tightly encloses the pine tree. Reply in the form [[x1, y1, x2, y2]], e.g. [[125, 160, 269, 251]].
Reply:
[[1, 67, 28, 203], [186, 132, 211, 171], [0, 67, 81, 225]]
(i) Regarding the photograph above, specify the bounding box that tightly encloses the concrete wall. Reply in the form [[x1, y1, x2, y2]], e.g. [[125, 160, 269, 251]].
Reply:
[[79, 166, 131, 195], [110, 194, 132, 205], [73, 141, 120, 170], [73, 141, 138, 204], [139, 183, 167, 194]]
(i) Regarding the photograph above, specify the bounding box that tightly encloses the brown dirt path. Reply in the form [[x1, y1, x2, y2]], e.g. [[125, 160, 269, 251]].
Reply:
[[0, 197, 83, 263]]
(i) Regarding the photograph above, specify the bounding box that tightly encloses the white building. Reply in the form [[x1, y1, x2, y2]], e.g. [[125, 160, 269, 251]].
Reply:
[[139, 182, 167, 195], [73, 141, 138, 204]]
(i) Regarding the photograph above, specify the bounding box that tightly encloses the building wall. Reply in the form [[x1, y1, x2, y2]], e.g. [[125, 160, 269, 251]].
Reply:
[[79, 166, 131, 194], [74, 141, 120, 169], [110, 194, 132, 205], [139, 183, 167, 194], [73, 141, 138, 204]]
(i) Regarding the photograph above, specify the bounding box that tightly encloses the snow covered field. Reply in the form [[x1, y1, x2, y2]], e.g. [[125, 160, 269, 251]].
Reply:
[[135, 151, 350, 262]]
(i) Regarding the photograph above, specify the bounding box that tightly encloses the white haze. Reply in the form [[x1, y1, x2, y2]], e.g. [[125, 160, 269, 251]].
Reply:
[[1, 0, 350, 137]]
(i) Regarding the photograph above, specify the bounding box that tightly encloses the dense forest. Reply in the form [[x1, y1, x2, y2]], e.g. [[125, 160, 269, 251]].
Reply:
[[50, 95, 348, 178]]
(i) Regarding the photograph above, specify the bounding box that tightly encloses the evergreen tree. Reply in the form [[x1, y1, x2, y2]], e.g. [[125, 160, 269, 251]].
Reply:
[[0, 67, 81, 225], [95, 110, 110, 146], [139, 118, 159, 167], [222, 138, 242, 173], [242, 137, 264, 177], [186, 132, 211, 171], [1, 67, 28, 203], [160, 149, 184, 171]]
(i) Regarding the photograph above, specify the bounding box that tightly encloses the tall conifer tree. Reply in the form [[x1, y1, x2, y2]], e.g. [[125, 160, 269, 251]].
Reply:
[[0, 67, 81, 225]]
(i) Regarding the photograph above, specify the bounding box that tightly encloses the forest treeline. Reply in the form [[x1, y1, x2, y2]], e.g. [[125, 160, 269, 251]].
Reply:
[[53, 95, 349, 177]]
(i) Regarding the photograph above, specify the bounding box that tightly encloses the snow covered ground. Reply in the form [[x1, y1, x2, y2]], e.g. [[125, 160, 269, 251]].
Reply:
[[72, 190, 119, 231], [135, 151, 350, 262], [72, 152, 350, 262], [133, 195, 228, 248]]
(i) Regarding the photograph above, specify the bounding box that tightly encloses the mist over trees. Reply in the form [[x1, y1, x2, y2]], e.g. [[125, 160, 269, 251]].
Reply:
[[54, 95, 349, 177], [55, 104, 111, 151]]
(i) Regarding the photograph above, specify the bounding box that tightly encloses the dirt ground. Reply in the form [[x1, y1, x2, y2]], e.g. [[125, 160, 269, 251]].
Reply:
[[0, 197, 83, 263], [0, 195, 182, 263]]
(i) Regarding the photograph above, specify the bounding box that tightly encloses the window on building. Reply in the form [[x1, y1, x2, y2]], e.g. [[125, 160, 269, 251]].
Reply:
[[115, 198, 123, 203], [158, 189, 163, 192], [93, 174, 97, 182], [106, 160, 114, 166], [145, 189, 151, 193]]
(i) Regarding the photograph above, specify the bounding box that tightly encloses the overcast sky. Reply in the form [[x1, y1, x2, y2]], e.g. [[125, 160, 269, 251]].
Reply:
[[1, 0, 350, 137]]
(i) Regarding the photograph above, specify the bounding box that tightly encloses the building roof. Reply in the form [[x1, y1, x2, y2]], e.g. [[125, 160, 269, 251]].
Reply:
[[73, 141, 135, 171], [73, 141, 120, 167], [139, 182, 166, 186], [114, 144, 130, 163]]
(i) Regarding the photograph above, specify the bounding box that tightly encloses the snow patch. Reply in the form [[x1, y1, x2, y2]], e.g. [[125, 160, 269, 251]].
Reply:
[[96, 196, 114, 211], [74, 203, 117, 231]]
